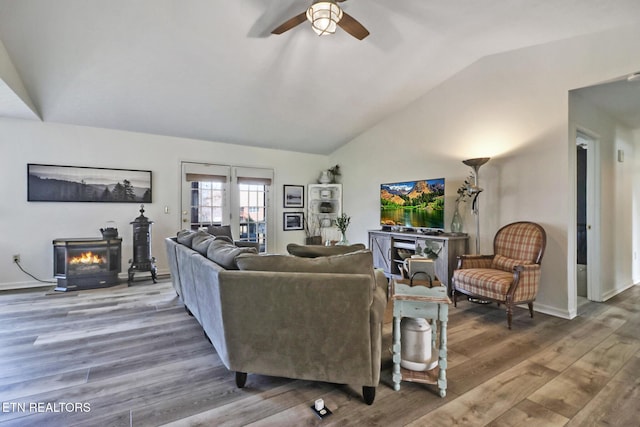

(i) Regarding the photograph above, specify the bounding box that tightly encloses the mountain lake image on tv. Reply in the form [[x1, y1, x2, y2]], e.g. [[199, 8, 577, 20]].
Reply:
[[380, 178, 445, 229]]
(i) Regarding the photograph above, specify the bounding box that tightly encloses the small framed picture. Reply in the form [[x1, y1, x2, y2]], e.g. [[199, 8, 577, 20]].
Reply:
[[283, 185, 304, 208], [283, 212, 304, 231]]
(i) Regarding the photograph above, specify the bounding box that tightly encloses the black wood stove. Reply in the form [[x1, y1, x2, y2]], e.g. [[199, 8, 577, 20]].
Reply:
[[128, 204, 157, 283], [53, 237, 122, 292]]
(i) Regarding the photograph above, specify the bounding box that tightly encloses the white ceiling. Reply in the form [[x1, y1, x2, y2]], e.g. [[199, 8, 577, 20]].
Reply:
[[1, 0, 640, 154]]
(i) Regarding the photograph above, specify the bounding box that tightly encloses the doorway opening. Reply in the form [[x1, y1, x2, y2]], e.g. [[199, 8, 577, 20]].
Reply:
[[576, 133, 588, 300], [575, 129, 601, 305]]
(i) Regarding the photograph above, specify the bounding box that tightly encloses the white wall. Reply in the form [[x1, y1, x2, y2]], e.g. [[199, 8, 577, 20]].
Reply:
[[331, 24, 640, 318], [0, 119, 328, 289]]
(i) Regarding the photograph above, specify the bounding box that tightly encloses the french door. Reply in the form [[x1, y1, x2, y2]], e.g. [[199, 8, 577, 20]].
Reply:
[[181, 162, 273, 252]]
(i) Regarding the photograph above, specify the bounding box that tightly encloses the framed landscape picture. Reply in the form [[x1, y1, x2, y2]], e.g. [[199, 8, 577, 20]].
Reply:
[[27, 164, 152, 203], [283, 212, 304, 231], [283, 185, 304, 208]]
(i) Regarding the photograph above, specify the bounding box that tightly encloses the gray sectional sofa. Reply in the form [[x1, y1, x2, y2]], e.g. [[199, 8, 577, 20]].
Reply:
[[165, 230, 389, 404]]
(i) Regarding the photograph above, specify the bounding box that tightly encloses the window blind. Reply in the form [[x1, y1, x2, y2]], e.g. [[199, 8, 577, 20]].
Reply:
[[234, 167, 274, 186]]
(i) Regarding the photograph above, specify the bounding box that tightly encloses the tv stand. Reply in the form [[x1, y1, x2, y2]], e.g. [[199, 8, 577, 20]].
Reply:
[[368, 230, 469, 295]]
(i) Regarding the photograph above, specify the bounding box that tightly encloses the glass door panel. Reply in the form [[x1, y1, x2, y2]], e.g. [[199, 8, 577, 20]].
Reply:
[[238, 183, 268, 252], [181, 163, 230, 230]]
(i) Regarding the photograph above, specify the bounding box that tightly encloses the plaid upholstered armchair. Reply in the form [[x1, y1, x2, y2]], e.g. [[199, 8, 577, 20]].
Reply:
[[452, 221, 547, 329]]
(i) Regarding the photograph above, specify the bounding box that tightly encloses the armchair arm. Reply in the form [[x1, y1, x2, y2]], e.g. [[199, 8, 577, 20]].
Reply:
[[369, 269, 389, 386], [507, 264, 541, 302], [456, 254, 494, 269], [370, 269, 389, 325], [374, 269, 389, 300]]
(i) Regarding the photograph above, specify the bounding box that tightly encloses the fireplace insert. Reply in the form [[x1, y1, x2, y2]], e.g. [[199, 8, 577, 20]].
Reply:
[[53, 237, 122, 291]]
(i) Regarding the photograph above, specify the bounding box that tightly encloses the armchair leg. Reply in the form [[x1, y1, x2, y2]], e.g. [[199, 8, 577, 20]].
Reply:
[[452, 290, 457, 307], [506, 305, 513, 330], [528, 302, 534, 318]]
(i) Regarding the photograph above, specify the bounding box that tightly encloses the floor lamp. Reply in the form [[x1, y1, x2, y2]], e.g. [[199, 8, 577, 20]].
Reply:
[[462, 157, 490, 254]]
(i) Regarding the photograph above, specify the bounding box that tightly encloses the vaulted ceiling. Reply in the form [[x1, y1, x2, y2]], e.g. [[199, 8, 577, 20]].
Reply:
[[1, 0, 640, 154]]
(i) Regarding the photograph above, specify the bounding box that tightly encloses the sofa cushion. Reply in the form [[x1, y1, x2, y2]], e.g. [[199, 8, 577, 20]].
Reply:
[[491, 254, 533, 272], [192, 231, 216, 255], [207, 238, 258, 270], [176, 229, 197, 247], [236, 250, 373, 275], [286, 243, 366, 258], [453, 268, 514, 301]]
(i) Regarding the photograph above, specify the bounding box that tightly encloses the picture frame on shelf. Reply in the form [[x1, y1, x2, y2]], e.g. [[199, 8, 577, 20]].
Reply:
[[27, 164, 152, 203], [283, 212, 304, 231], [283, 185, 304, 208]]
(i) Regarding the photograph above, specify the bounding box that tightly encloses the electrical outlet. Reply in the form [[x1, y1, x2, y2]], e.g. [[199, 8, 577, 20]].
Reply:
[[12, 254, 20, 263]]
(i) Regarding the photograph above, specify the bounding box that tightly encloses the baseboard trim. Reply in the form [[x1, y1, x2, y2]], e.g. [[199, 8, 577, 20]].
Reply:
[[601, 282, 636, 301], [0, 280, 56, 292], [1, 269, 170, 291], [523, 302, 575, 320]]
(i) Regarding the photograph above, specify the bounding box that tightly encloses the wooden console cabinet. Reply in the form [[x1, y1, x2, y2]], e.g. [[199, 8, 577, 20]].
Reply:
[[368, 230, 469, 294]]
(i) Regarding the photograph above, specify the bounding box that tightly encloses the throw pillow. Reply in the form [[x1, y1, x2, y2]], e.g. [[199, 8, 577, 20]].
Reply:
[[491, 254, 533, 272], [286, 243, 366, 258], [176, 230, 197, 247], [191, 231, 216, 255], [207, 238, 257, 270], [207, 225, 234, 240]]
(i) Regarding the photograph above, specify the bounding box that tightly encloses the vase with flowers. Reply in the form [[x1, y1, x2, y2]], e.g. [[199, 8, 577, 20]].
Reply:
[[335, 212, 351, 246], [451, 175, 473, 234]]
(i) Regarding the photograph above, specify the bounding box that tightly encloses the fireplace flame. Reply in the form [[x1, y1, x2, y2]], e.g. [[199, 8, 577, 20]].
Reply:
[[69, 251, 106, 265]]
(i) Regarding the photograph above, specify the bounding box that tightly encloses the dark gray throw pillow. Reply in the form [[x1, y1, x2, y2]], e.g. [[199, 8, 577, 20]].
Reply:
[[207, 225, 234, 240], [207, 238, 257, 270], [191, 231, 216, 255], [176, 230, 197, 247]]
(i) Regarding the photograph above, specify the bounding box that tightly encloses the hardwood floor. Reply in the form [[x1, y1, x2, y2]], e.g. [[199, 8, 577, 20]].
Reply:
[[0, 279, 638, 426]]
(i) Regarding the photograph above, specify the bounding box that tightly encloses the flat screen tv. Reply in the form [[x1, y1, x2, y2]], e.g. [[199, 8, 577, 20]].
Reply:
[[380, 178, 445, 230]]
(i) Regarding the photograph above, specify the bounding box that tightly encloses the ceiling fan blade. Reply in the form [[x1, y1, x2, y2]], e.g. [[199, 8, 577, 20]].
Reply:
[[337, 12, 369, 40], [271, 12, 307, 35]]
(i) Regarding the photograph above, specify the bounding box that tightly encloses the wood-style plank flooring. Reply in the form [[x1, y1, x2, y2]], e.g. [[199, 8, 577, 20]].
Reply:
[[0, 279, 638, 426]]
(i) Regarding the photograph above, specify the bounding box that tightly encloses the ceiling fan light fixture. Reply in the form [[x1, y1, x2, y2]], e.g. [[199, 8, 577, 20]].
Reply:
[[306, 1, 343, 36]]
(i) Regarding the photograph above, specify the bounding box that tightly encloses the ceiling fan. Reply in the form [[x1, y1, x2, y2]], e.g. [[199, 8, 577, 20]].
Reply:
[[271, 0, 370, 40]]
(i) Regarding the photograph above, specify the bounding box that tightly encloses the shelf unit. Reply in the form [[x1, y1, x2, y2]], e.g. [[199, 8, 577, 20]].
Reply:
[[308, 184, 342, 243]]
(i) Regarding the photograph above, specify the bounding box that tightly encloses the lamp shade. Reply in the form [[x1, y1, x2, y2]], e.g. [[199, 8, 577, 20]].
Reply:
[[462, 157, 490, 169], [306, 1, 343, 36]]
